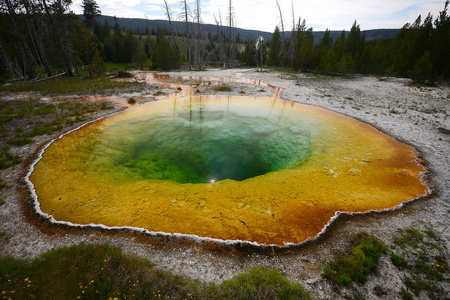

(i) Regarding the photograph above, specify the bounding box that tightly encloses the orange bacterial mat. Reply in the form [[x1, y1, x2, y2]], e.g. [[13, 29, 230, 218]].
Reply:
[[29, 95, 428, 246]]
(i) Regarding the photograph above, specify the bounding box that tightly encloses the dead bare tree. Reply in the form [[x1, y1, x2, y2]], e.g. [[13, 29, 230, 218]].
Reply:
[[194, 0, 204, 69], [289, 0, 296, 68], [255, 36, 265, 71], [227, 0, 235, 67], [179, 0, 192, 70], [163, 0, 177, 49], [275, 0, 286, 67], [214, 11, 226, 68], [144, 14, 152, 58]]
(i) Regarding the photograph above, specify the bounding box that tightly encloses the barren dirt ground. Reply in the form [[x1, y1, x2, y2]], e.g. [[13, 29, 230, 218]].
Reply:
[[1, 69, 449, 299]]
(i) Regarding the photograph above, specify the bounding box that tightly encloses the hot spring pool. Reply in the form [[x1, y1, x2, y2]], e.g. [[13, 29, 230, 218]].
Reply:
[[29, 95, 428, 246]]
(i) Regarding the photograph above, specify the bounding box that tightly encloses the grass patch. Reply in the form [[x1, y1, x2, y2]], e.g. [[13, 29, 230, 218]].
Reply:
[[104, 62, 133, 71], [33, 104, 56, 115], [391, 227, 449, 299], [438, 127, 450, 135], [220, 266, 311, 300], [0, 244, 310, 299], [214, 85, 233, 92], [0, 75, 143, 96], [117, 70, 133, 78], [391, 252, 409, 268], [401, 287, 414, 300], [0, 100, 115, 152], [6, 137, 34, 146], [323, 232, 387, 287], [0, 232, 10, 244], [0, 147, 21, 170], [394, 228, 423, 249], [374, 285, 387, 296]]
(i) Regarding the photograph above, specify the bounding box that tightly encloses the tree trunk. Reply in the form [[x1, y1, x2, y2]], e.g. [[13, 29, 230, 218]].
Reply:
[[23, 0, 52, 77], [183, 0, 191, 70], [195, 0, 203, 69], [228, 0, 234, 67], [289, 0, 296, 69], [42, 0, 75, 76], [163, 0, 178, 51], [276, 0, 286, 67], [5, 0, 35, 79]]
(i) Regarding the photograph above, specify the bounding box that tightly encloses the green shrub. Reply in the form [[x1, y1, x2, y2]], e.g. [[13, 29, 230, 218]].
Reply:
[[438, 127, 450, 135], [117, 70, 133, 78], [0, 179, 6, 190], [33, 104, 56, 115], [6, 137, 34, 146], [214, 85, 233, 92], [323, 232, 387, 286], [0, 147, 21, 170], [0, 244, 310, 299], [394, 228, 423, 249], [374, 285, 387, 296], [220, 266, 310, 300], [391, 252, 409, 268]]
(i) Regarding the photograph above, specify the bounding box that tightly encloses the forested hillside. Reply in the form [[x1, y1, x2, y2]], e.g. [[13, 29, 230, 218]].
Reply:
[[88, 15, 400, 45], [1, 0, 449, 85], [254, 0, 450, 84]]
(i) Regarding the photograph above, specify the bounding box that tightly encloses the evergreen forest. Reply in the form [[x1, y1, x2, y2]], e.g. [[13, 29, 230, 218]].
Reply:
[[0, 0, 449, 85]]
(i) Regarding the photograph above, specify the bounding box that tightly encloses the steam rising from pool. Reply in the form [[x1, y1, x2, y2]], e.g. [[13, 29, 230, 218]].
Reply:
[[30, 95, 428, 246]]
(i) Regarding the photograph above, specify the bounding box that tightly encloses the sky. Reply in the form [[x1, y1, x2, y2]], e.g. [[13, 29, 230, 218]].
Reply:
[[70, 0, 446, 32]]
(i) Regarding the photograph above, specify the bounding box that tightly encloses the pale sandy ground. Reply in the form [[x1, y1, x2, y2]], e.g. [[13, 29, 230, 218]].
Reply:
[[1, 69, 449, 299]]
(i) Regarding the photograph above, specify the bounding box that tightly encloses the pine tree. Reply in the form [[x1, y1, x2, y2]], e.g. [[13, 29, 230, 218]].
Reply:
[[315, 29, 333, 72], [298, 29, 314, 70], [409, 51, 436, 85], [432, 0, 450, 77], [82, 0, 101, 29], [133, 44, 148, 69], [268, 26, 281, 66], [345, 21, 364, 69], [292, 18, 306, 70]]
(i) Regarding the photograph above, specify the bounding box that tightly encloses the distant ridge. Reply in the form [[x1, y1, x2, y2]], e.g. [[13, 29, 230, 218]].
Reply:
[[92, 15, 400, 43]]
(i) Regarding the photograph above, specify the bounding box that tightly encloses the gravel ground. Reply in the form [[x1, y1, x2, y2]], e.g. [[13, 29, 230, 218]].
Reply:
[[1, 69, 449, 299]]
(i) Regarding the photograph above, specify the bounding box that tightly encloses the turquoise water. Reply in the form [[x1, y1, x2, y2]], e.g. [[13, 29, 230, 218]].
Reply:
[[88, 96, 317, 183]]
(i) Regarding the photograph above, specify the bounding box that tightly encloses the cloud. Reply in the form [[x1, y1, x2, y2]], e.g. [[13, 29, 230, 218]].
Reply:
[[70, 0, 447, 32]]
